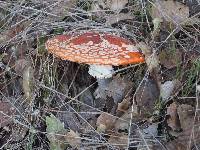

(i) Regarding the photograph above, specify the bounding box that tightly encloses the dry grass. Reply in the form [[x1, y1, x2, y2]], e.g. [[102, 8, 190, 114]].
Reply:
[[0, 0, 199, 149]]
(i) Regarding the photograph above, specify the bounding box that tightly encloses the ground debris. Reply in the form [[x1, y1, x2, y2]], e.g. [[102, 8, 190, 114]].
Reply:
[[94, 75, 133, 104], [96, 112, 117, 132], [151, 0, 189, 25], [0, 100, 16, 128], [166, 102, 181, 131], [135, 76, 160, 118], [0, 0, 199, 149]]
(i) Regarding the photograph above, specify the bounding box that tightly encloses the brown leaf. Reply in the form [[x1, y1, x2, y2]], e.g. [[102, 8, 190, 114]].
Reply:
[[166, 104, 200, 149], [177, 104, 195, 131], [105, 13, 134, 25], [15, 59, 35, 103], [151, 0, 189, 25], [117, 97, 131, 113], [159, 49, 182, 69], [166, 124, 200, 150], [116, 97, 132, 117], [22, 65, 35, 103], [167, 102, 181, 131], [108, 133, 128, 149], [64, 129, 81, 148], [96, 112, 117, 132], [135, 76, 160, 118], [92, 0, 128, 11], [114, 106, 138, 131], [165, 140, 188, 150]]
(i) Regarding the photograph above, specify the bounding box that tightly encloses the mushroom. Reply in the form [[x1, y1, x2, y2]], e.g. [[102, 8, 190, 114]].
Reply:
[[46, 31, 145, 91]]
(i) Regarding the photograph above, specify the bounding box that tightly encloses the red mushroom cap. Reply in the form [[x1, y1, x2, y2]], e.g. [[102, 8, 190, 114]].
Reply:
[[46, 32, 145, 66]]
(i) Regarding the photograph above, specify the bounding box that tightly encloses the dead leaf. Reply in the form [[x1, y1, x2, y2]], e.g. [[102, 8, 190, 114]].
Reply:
[[15, 59, 31, 76], [45, 0, 77, 21], [109, 0, 128, 11], [0, 21, 31, 45], [108, 133, 128, 149], [167, 102, 181, 131], [151, 0, 189, 25], [64, 129, 81, 148], [96, 112, 117, 132], [94, 76, 133, 104], [165, 140, 188, 150], [160, 80, 181, 102], [135, 43, 161, 118], [135, 76, 160, 118], [14, 52, 35, 104], [0, 101, 16, 128], [184, 50, 200, 65], [22, 65, 35, 103], [46, 114, 81, 149], [105, 13, 134, 25], [114, 104, 138, 131], [117, 97, 131, 113], [137, 42, 160, 73], [1, 50, 16, 67], [11, 124, 28, 142], [93, 0, 128, 11], [177, 104, 195, 131], [159, 49, 182, 69], [166, 122, 200, 150], [57, 107, 82, 132]]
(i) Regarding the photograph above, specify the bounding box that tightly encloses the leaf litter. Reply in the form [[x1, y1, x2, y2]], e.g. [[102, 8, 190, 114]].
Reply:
[[0, 0, 200, 149]]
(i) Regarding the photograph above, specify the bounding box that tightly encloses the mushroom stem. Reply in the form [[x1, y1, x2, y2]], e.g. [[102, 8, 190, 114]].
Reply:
[[88, 64, 114, 79], [88, 64, 114, 99], [94, 78, 113, 99], [96, 78, 112, 89]]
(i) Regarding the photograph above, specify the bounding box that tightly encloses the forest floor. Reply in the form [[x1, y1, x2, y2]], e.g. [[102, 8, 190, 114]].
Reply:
[[0, 0, 200, 149]]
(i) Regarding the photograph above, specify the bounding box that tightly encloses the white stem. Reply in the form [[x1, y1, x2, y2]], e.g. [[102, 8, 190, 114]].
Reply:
[[88, 64, 114, 79]]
